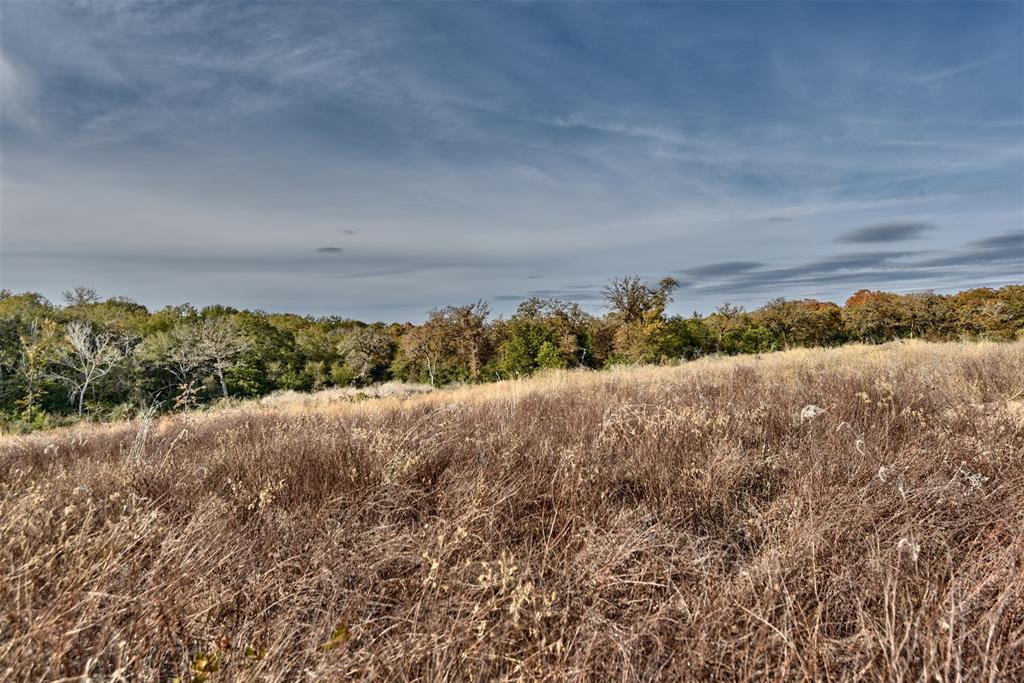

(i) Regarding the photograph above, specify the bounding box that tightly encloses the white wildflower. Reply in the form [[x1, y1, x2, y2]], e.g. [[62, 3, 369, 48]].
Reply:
[[962, 470, 990, 495], [800, 404, 826, 422], [951, 463, 991, 496], [897, 537, 920, 563]]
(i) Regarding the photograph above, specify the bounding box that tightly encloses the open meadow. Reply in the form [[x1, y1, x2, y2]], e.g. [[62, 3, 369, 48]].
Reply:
[[2, 340, 1023, 681]]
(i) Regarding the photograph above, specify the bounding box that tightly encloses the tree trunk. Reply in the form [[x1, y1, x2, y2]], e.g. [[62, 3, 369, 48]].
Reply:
[[217, 368, 229, 398]]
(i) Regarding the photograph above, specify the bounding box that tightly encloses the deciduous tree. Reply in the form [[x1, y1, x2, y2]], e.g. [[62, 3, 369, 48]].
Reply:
[[199, 317, 249, 397], [338, 327, 394, 385], [15, 319, 61, 418], [50, 321, 132, 416], [61, 286, 101, 307]]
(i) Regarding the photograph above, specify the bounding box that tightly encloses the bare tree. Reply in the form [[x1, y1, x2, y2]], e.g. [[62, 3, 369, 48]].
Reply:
[[138, 319, 247, 399], [139, 324, 208, 390], [50, 321, 130, 416], [62, 286, 101, 307], [602, 276, 678, 324], [198, 317, 248, 397]]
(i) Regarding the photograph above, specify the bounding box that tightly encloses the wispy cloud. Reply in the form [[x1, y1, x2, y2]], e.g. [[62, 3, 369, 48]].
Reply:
[[910, 56, 1006, 84], [969, 229, 1024, 250], [495, 288, 604, 303], [679, 261, 764, 278], [537, 113, 691, 146], [1, 1, 1021, 318], [676, 232, 1022, 303], [836, 222, 935, 244], [918, 230, 1024, 267], [0, 52, 39, 131]]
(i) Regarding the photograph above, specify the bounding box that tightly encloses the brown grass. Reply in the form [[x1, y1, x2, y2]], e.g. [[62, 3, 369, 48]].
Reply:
[[2, 340, 1023, 681]]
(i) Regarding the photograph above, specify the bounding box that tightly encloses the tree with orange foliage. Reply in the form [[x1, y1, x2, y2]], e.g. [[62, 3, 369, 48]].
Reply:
[[842, 290, 911, 342], [758, 298, 844, 348]]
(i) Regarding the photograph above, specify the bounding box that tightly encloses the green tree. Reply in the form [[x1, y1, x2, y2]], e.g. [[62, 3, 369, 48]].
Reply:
[[495, 298, 594, 376], [337, 327, 394, 385], [705, 303, 745, 352], [228, 312, 300, 395], [535, 340, 567, 369], [497, 329, 537, 377], [662, 314, 713, 359], [902, 292, 954, 340], [15, 319, 62, 418], [757, 298, 843, 348], [0, 292, 54, 321], [603, 276, 679, 363], [392, 304, 490, 385]]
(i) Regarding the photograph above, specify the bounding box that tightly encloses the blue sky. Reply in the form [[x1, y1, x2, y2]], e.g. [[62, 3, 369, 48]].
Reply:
[[1, 1, 1022, 321]]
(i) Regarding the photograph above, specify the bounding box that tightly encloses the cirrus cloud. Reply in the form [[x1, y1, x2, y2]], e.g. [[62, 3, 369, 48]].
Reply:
[[836, 222, 935, 244]]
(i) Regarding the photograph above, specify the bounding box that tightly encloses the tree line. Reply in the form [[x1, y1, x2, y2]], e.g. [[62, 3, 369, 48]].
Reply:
[[1, 280, 1021, 431]]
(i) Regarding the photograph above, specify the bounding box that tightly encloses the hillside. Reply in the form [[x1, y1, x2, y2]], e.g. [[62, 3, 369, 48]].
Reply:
[[2, 341, 1022, 680]]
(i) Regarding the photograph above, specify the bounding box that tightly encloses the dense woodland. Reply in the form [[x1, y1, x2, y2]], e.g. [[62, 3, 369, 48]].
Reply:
[[1, 280, 1021, 431]]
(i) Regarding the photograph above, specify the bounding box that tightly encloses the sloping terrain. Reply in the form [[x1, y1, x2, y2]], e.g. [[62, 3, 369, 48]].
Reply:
[[1, 341, 1022, 681]]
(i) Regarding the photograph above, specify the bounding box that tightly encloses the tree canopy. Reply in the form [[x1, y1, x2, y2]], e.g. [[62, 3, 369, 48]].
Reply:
[[1, 282, 1020, 432]]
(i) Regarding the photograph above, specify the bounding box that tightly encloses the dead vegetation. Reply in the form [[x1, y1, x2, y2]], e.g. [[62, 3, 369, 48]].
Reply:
[[1, 340, 1022, 681], [258, 381, 435, 407]]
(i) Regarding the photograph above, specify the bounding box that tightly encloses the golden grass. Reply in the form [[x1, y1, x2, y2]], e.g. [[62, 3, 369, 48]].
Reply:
[[258, 382, 435, 408], [1, 340, 1023, 680]]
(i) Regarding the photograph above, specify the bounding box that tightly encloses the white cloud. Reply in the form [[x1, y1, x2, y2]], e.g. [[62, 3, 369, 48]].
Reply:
[[1, 2, 1021, 318], [0, 53, 39, 131], [910, 56, 1006, 84]]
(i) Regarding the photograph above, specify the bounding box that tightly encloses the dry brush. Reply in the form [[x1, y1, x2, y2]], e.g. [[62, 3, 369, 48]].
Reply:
[[1, 341, 1022, 681]]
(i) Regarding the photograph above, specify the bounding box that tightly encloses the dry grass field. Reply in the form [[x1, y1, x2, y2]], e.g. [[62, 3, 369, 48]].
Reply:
[[2, 341, 1023, 681]]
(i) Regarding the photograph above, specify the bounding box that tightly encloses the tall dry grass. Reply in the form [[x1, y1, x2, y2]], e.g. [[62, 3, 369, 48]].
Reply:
[[1, 340, 1022, 681]]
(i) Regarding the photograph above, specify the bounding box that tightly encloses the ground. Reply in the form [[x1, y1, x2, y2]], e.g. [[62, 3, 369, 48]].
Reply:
[[1, 341, 1022, 681]]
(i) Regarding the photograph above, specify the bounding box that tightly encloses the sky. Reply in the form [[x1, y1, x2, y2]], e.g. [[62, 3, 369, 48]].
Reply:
[[1, 0, 1022, 321]]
